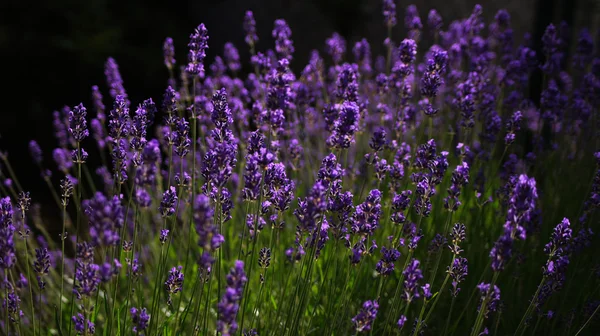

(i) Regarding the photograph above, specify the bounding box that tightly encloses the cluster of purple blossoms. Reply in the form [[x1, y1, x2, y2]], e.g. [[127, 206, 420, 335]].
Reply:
[[504, 110, 523, 145], [449, 257, 468, 297], [444, 161, 470, 211], [0, 197, 16, 270], [68, 103, 89, 143], [327, 101, 360, 149], [490, 174, 538, 272], [402, 258, 424, 302], [382, 0, 396, 28], [376, 246, 401, 276], [105, 57, 127, 102], [186, 23, 209, 76], [33, 247, 51, 289], [352, 300, 379, 332], [202, 89, 238, 190], [159, 186, 178, 218], [405, 5, 423, 40], [131, 307, 150, 335], [536, 218, 573, 308], [272, 19, 294, 61], [83, 192, 124, 246], [243, 11, 258, 47], [477, 283, 501, 319], [420, 50, 448, 115], [217, 261, 247, 336], [74, 242, 100, 299], [264, 162, 295, 212], [163, 37, 175, 70], [352, 189, 382, 235], [165, 266, 184, 305], [72, 313, 95, 335], [194, 194, 223, 271], [580, 152, 600, 223]]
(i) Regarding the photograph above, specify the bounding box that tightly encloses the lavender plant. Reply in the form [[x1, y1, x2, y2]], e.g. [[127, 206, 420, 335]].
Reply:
[[1, 2, 600, 336]]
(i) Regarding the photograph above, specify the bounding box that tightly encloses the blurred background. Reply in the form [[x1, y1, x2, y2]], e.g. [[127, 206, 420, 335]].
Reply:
[[0, 0, 599, 207]]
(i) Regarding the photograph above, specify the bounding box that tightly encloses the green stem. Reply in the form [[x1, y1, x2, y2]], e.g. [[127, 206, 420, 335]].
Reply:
[[513, 276, 545, 336], [24, 236, 36, 335]]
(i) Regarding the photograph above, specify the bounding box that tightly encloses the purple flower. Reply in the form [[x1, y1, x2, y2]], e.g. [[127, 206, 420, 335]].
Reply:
[[391, 190, 412, 224], [369, 128, 387, 152], [159, 187, 178, 218], [29, 140, 43, 165], [336, 63, 359, 103], [403, 259, 423, 302], [352, 189, 382, 235], [186, 23, 209, 76], [244, 11, 258, 46], [504, 110, 522, 145], [105, 57, 127, 102], [397, 315, 407, 329], [130, 307, 150, 334], [69, 103, 90, 142], [444, 161, 470, 211], [91, 85, 105, 122], [448, 257, 468, 297], [53, 148, 73, 172], [405, 5, 423, 40], [74, 242, 100, 299], [477, 283, 501, 318], [130, 103, 150, 165], [72, 313, 95, 335], [0, 197, 16, 270], [327, 101, 360, 149], [165, 266, 184, 305], [163, 37, 176, 70], [352, 300, 379, 332], [99, 259, 121, 283], [272, 19, 294, 60], [382, 0, 396, 27], [353, 39, 372, 76], [217, 260, 247, 336], [376, 246, 401, 276], [84, 192, 124, 247], [294, 180, 329, 233], [108, 95, 130, 141], [398, 39, 417, 64], [573, 28, 594, 69], [264, 163, 295, 211], [34, 247, 50, 289], [427, 9, 443, 32], [159, 229, 169, 244], [317, 153, 344, 183], [194, 194, 223, 270], [224, 42, 241, 72], [326, 32, 346, 64], [173, 116, 191, 158]]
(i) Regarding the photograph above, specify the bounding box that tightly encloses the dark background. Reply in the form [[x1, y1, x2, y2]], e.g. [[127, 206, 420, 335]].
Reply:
[[0, 0, 598, 205]]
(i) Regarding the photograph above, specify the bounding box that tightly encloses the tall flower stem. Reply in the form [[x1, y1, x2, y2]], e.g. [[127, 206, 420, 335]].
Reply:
[[514, 276, 546, 335], [470, 271, 500, 336], [59, 201, 67, 328], [442, 296, 456, 336], [23, 235, 36, 335]]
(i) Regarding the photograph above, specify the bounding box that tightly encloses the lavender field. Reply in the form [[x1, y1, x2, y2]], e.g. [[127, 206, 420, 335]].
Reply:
[[1, 2, 599, 335]]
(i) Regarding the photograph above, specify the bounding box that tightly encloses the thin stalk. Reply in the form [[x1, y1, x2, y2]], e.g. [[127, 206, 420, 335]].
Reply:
[[24, 236, 36, 334], [470, 272, 500, 336], [574, 300, 600, 336], [513, 276, 545, 336], [442, 297, 456, 336]]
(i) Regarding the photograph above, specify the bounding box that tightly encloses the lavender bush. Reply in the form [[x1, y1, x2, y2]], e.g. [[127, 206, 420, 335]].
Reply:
[[1, 3, 599, 335]]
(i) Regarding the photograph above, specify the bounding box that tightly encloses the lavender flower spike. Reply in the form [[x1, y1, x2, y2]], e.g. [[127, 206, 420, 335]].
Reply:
[[186, 23, 209, 76], [217, 260, 247, 336], [352, 300, 379, 332]]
